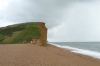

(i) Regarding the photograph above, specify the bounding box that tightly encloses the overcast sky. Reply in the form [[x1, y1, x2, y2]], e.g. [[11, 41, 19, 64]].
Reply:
[[0, 0, 100, 42]]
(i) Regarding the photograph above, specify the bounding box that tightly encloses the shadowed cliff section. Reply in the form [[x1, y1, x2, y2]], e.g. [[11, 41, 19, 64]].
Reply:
[[0, 22, 47, 46]]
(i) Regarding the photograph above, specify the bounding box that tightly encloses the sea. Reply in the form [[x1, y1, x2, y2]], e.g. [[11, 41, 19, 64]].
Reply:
[[50, 42, 100, 59]]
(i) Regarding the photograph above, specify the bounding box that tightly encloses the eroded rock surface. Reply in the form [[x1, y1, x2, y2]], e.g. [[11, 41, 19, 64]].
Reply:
[[30, 22, 47, 46]]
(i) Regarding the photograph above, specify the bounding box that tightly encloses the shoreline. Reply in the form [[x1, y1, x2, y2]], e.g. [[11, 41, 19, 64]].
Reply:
[[0, 44, 100, 66], [49, 43, 100, 59]]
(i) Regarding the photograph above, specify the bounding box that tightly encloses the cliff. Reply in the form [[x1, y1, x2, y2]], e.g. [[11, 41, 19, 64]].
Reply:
[[30, 22, 47, 46], [0, 22, 47, 46]]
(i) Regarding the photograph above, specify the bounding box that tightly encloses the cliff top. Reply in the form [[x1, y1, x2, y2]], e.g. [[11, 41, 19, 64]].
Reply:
[[0, 22, 46, 44]]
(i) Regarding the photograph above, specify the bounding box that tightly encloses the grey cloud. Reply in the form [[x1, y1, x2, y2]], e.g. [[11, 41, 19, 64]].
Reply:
[[0, 0, 93, 28], [0, 0, 99, 42], [48, 1, 100, 42], [0, 12, 3, 19]]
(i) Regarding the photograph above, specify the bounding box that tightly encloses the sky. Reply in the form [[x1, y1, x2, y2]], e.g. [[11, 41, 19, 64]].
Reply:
[[0, 0, 100, 42]]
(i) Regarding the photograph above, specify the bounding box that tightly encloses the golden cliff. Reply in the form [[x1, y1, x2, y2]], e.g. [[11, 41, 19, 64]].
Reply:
[[30, 22, 47, 46]]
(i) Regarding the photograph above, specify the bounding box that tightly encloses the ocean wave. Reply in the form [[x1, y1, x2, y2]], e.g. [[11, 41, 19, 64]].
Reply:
[[49, 43, 100, 59]]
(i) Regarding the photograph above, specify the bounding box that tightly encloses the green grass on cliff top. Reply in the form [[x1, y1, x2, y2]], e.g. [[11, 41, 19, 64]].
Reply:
[[0, 22, 40, 44]]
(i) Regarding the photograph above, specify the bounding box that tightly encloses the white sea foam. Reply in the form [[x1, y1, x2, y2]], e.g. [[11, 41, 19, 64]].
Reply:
[[49, 43, 100, 59]]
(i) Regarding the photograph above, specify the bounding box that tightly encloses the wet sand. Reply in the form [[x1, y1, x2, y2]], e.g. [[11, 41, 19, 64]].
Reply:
[[0, 44, 100, 66]]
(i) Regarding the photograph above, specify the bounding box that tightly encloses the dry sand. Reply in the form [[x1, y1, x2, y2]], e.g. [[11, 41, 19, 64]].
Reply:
[[0, 44, 100, 66]]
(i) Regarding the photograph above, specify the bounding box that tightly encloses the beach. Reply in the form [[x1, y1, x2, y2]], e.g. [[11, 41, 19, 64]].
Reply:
[[0, 44, 100, 66]]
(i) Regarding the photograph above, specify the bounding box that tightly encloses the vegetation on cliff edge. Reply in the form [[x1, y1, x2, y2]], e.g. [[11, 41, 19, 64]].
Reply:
[[0, 22, 40, 44]]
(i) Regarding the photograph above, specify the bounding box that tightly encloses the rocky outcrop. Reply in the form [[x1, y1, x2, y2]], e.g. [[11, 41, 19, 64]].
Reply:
[[30, 22, 47, 46]]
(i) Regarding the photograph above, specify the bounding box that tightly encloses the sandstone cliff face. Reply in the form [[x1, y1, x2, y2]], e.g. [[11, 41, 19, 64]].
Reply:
[[30, 22, 47, 46]]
